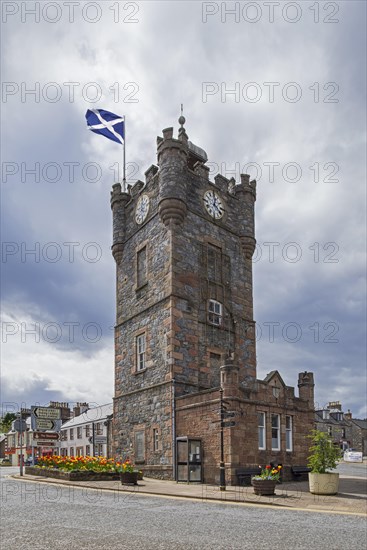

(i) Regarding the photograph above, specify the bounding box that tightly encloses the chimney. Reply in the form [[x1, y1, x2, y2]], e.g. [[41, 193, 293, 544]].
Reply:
[[344, 409, 352, 420]]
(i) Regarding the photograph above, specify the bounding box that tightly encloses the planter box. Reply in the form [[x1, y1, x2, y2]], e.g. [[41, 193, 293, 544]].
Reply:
[[308, 472, 339, 495], [251, 479, 277, 496], [120, 471, 139, 485], [25, 466, 119, 481]]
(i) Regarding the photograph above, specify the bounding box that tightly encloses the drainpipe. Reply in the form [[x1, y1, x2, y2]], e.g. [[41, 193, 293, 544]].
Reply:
[[172, 378, 176, 480]]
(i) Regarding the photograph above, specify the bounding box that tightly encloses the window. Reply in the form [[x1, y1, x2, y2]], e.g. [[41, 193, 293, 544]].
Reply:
[[286, 415, 293, 451], [136, 334, 146, 371], [271, 414, 280, 450], [207, 244, 222, 283], [208, 299, 223, 326], [341, 428, 346, 439], [70, 428, 74, 440], [85, 425, 91, 437], [60, 431, 67, 441], [96, 444, 104, 456], [153, 428, 159, 452], [135, 430, 145, 461], [137, 246, 147, 288], [69, 447, 74, 457], [96, 423, 103, 435], [258, 412, 266, 450], [328, 426, 332, 436], [86, 445, 91, 456], [77, 427, 82, 439], [76, 446, 83, 457]]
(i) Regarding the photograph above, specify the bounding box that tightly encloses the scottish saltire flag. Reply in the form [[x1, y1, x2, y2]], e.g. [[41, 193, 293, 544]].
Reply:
[[85, 109, 125, 145]]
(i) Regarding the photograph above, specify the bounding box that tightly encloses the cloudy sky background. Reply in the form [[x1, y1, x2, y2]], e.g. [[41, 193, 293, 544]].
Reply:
[[1, 1, 366, 417]]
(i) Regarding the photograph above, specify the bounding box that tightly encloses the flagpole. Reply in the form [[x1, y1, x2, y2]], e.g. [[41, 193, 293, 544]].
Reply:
[[123, 116, 126, 192]]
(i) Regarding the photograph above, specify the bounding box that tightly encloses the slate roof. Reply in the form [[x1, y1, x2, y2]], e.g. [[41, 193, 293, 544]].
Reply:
[[60, 403, 113, 429]]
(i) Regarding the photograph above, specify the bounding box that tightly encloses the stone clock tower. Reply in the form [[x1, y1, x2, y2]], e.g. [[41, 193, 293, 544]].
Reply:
[[111, 117, 314, 483]]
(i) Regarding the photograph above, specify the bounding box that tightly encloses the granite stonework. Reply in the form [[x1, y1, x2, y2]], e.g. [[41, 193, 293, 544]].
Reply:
[[111, 119, 315, 483]]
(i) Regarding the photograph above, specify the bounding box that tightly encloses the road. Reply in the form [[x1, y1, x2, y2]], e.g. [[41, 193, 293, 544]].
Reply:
[[1, 467, 366, 550], [336, 461, 367, 478]]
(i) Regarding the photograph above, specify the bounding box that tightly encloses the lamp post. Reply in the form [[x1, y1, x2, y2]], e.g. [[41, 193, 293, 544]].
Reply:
[[219, 387, 226, 491], [19, 409, 23, 477]]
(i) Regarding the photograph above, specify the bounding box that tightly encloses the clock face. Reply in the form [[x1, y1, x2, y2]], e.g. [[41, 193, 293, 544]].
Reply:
[[203, 190, 224, 219], [135, 194, 150, 224]]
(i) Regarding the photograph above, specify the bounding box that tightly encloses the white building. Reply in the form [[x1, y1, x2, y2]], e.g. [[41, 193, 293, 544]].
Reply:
[[58, 403, 113, 457], [4, 418, 57, 466]]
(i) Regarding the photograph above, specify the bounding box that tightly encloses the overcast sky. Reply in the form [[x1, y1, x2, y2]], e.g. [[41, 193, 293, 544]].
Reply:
[[1, 1, 366, 418]]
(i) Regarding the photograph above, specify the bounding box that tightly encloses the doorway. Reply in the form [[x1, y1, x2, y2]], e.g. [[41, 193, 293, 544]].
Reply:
[[176, 437, 203, 482]]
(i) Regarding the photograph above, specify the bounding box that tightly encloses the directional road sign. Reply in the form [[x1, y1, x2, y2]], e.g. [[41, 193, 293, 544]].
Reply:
[[31, 406, 61, 419], [31, 407, 61, 431], [222, 421, 236, 428], [34, 418, 58, 431], [223, 411, 236, 418], [33, 432, 59, 440]]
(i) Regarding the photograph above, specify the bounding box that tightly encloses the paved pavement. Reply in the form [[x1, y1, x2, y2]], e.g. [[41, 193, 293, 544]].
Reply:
[[11, 462, 367, 516]]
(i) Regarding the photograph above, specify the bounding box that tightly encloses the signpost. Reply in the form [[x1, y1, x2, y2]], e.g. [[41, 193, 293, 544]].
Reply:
[[222, 421, 236, 428], [31, 407, 61, 431], [219, 394, 239, 491], [14, 419, 27, 432], [34, 419, 58, 430], [33, 432, 59, 440]]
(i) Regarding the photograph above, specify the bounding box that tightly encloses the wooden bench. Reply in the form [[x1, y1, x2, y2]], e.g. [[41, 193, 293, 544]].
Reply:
[[235, 467, 261, 486], [291, 466, 311, 480]]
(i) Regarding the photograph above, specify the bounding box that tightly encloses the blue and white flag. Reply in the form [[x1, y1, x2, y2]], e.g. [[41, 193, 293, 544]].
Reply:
[[85, 109, 125, 145]]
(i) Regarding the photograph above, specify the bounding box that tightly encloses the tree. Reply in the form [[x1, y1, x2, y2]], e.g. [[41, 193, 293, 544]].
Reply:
[[0, 413, 17, 433], [307, 429, 340, 474]]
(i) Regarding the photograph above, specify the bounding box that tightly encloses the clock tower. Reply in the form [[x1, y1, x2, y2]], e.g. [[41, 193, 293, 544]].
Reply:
[[111, 117, 314, 483]]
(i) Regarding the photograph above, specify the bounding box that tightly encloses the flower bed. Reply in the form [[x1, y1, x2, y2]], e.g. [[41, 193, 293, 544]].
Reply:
[[25, 466, 120, 481], [25, 455, 139, 482]]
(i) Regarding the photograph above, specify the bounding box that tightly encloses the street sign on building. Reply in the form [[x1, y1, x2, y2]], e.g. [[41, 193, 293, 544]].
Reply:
[[94, 437, 107, 444], [88, 436, 107, 444], [33, 441, 56, 446]]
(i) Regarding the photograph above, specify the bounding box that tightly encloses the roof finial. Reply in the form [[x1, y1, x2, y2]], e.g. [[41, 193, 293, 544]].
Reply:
[[178, 103, 186, 127]]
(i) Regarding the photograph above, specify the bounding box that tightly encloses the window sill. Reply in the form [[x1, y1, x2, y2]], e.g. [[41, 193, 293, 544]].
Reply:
[[135, 282, 148, 293], [134, 368, 147, 375]]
